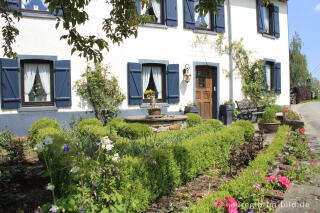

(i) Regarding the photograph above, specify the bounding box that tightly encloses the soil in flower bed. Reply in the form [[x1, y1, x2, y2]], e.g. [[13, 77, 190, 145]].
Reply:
[[0, 149, 51, 213], [145, 169, 232, 213]]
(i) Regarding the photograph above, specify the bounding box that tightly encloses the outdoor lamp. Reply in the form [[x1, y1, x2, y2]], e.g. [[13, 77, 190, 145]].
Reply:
[[183, 64, 191, 83]]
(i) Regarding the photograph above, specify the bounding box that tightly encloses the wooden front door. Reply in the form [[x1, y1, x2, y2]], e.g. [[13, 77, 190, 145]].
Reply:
[[196, 66, 216, 119]]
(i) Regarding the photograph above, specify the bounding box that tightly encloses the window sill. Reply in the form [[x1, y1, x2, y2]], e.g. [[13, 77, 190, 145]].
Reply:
[[140, 103, 169, 108], [140, 23, 168, 29], [193, 29, 217, 35], [18, 106, 58, 112], [262, 33, 276, 40], [21, 12, 56, 19]]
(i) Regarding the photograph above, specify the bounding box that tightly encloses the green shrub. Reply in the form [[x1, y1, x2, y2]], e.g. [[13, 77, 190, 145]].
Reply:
[[115, 119, 224, 156], [231, 120, 255, 141], [106, 118, 125, 131], [33, 128, 62, 144], [29, 118, 61, 145], [269, 104, 283, 113], [186, 113, 202, 127], [187, 126, 290, 213], [77, 118, 103, 129], [119, 124, 247, 212], [117, 123, 153, 140], [261, 107, 277, 123]]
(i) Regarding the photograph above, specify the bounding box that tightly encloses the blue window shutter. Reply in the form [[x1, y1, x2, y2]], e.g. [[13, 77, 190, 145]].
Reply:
[[128, 62, 142, 105], [135, 1, 141, 15], [215, 3, 225, 33], [256, 0, 265, 33], [167, 64, 179, 104], [4, 0, 19, 10], [54, 60, 71, 107], [274, 63, 281, 94], [165, 0, 178, 26], [184, 0, 195, 29], [271, 5, 280, 38], [0, 58, 20, 109]]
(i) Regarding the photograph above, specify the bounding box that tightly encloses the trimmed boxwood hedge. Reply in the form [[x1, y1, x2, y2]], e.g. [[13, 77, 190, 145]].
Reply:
[[115, 119, 225, 156], [186, 125, 290, 213], [28, 118, 61, 145], [118, 121, 253, 212]]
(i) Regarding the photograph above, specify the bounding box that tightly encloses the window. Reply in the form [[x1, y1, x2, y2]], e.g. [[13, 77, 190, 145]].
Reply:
[[21, 60, 54, 106], [194, 0, 211, 30], [20, 0, 49, 13], [257, 1, 280, 38], [262, 6, 271, 34], [141, 0, 164, 24], [264, 62, 273, 91], [142, 64, 165, 101]]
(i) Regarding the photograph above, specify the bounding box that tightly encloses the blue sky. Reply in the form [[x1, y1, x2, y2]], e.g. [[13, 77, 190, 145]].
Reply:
[[288, 0, 320, 79]]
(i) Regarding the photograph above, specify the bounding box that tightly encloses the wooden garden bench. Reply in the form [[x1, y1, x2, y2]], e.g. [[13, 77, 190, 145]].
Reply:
[[235, 99, 264, 121]]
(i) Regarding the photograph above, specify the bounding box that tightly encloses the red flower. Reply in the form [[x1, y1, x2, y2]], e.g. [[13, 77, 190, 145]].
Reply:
[[265, 176, 277, 182], [299, 129, 305, 134], [282, 108, 289, 112], [276, 176, 291, 188]]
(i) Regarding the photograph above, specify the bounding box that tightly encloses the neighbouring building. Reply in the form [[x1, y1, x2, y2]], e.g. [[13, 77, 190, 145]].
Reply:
[[0, 0, 290, 135]]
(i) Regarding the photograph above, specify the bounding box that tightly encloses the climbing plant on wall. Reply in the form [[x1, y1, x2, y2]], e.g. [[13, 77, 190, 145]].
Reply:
[[215, 34, 277, 106]]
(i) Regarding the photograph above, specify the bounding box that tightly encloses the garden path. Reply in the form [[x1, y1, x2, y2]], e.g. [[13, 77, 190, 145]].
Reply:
[[275, 102, 320, 213]]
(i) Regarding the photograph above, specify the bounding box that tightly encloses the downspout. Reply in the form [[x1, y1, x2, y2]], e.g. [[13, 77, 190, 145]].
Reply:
[[226, 0, 234, 101]]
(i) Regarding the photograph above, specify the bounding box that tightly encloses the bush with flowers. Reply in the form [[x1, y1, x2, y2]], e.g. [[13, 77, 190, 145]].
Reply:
[[213, 197, 238, 213], [282, 108, 301, 121], [265, 175, 291, 190]]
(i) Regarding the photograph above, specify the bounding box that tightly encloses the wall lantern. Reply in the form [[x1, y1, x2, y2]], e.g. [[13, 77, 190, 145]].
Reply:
[[183, 64, 191, 83]]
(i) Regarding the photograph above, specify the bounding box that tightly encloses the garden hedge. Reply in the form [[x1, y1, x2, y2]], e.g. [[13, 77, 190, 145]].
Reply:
[[186, 125, 290, 213], [29, 118, 61, 145], [186, 113, 202, 127], [118, 121, 253, 212], [115, 119, 224, 156]]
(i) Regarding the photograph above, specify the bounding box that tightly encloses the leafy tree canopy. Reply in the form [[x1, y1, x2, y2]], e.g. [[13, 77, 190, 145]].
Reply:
[[289, 32, 310, 88], [0, 0, 278, 62]]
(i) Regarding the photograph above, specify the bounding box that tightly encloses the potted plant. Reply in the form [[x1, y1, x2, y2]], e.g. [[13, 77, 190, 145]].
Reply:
[[258, 107, 281, 133], [144, 89, 162, 115], [184, 102, 199, 114]]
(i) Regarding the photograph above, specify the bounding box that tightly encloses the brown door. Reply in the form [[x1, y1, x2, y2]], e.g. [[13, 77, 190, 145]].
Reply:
[[196, 66, 215, 119]]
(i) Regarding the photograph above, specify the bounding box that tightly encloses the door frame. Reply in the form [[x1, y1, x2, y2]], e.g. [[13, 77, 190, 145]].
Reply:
[[193, 62, 220, 119]]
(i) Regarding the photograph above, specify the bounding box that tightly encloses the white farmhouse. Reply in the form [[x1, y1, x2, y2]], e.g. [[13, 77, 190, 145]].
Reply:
[[0, 0, 290, 135]]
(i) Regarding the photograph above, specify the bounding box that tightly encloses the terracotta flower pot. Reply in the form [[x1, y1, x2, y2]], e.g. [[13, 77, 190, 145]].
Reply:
[[148, 108, 161, 115], [258, 122, 281, 133]]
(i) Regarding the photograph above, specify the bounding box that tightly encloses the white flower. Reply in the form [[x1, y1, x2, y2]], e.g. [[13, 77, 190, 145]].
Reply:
[[49, 205, 59, 213], [70, 167, 79, 173], [46, 183, 55, 191], [35, 143, 45, 152], [102, 143, 114, 151], [43, 137, 53, 145], [101, 136, 112, 145], [112, 153, 120, 162]]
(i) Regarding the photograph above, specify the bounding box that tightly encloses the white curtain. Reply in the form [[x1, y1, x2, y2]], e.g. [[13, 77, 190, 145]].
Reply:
[[265, 64, 271, 91], [262, 7, 270, 33], [142, 66, 151, 97], [151, 0, 161, 23], [38, 64, 51, 101], [152, 66, 162, 99], [24, 64, 38, 102]]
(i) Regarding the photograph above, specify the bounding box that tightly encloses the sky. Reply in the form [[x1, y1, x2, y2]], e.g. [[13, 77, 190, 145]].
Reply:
[[288, 0, 320, 80]]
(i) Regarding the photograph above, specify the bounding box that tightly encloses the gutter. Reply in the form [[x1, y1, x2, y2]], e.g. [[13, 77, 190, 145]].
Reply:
[[226, 0, 234, 101]]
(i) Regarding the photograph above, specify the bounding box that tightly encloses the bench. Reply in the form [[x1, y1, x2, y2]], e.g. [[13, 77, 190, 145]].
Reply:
[[235, 99, 264, 121]]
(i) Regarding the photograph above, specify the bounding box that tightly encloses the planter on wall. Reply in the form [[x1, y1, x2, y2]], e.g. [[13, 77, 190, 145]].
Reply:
[[184, 106, 200, 114], [284, 120, 304, 131], [148, 108, 162, 116], [258, 122, 281, 133]]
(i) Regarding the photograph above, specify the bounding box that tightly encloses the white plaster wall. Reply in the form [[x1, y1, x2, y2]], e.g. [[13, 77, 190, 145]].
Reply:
[[0, 0, 289, 116], [230, 0, 290, 105]]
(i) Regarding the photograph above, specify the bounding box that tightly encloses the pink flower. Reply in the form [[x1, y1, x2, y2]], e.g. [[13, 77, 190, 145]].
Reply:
[[214, 198, 223, 207], [299, 129, 305, 134], [265, 176, 277, 182], [309, 159, 317, 165], [252, 184, 261, 189], [276, 176, 291, 188], [282, 108, 289, 113]]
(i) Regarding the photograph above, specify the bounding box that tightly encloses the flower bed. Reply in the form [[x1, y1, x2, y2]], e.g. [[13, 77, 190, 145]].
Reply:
[[186, 126, 290, 213]]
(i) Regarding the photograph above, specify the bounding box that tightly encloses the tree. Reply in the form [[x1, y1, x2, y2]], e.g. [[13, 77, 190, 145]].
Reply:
[[289, 32, 310, 87], [0, 0, 276, 62], [75, 63, 125, 124]]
